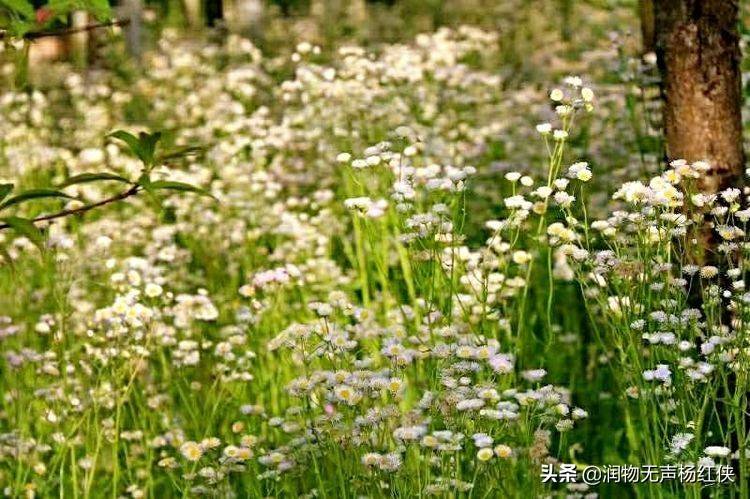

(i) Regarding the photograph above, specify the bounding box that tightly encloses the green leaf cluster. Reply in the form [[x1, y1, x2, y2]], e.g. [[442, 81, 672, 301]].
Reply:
[[0, 130, 214, 264]]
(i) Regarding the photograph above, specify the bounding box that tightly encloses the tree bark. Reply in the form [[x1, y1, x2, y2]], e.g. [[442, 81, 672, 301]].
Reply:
[[638, 0, 656, 53], [655, 0, 744, 196], [70, 11, 89, 69], [655, 3, 746, 461], [120, 0, 143, 60], [183, 0, 204, 29]]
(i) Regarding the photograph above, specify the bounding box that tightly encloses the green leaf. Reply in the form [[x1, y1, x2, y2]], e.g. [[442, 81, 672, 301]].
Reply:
[[46, 0, 110, 20], [148, 181, 215, 199], [109, 130, 163, 167], [109, 130, 146, 163], [136, 173, 150, 186], [157, 145, 204, 163], [0, 189, 76, 211], [0, 0, 35, 19], [0, 184, 13, 204], [60, 172, 131, 187], [139, 131, 162, 166], [135, 176, 165, 210], [86, 0, 112, 20], [8, 18, 33, 38], [1, 216, 44, 251]]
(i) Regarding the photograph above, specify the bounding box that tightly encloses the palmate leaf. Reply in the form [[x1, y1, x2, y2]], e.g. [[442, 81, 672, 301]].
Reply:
[[0, 216, 44, 251], [0, 189, 75, 211], [148, 180, 216, 200], [60, 172, 131, 187]]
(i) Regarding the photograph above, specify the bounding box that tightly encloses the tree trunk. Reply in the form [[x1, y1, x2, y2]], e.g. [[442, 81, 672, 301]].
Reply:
[[119, 0, 143, 60], [655, 0, 744, 197], [348, 0, 367, 28], [183, 0, 204, 29], [206, 0, 223, 26], [656, 3, 746, 465], [638, 0, 656, 53], [224, 0, 264, 39], [70, 11, 89, 69]]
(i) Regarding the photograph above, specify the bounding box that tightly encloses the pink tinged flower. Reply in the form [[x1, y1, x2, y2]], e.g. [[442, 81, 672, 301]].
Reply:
[[489, 354, 514, 374]]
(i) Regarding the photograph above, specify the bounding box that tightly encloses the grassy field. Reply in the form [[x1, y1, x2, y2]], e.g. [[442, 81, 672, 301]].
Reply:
[[1, 1, 750, 497]]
